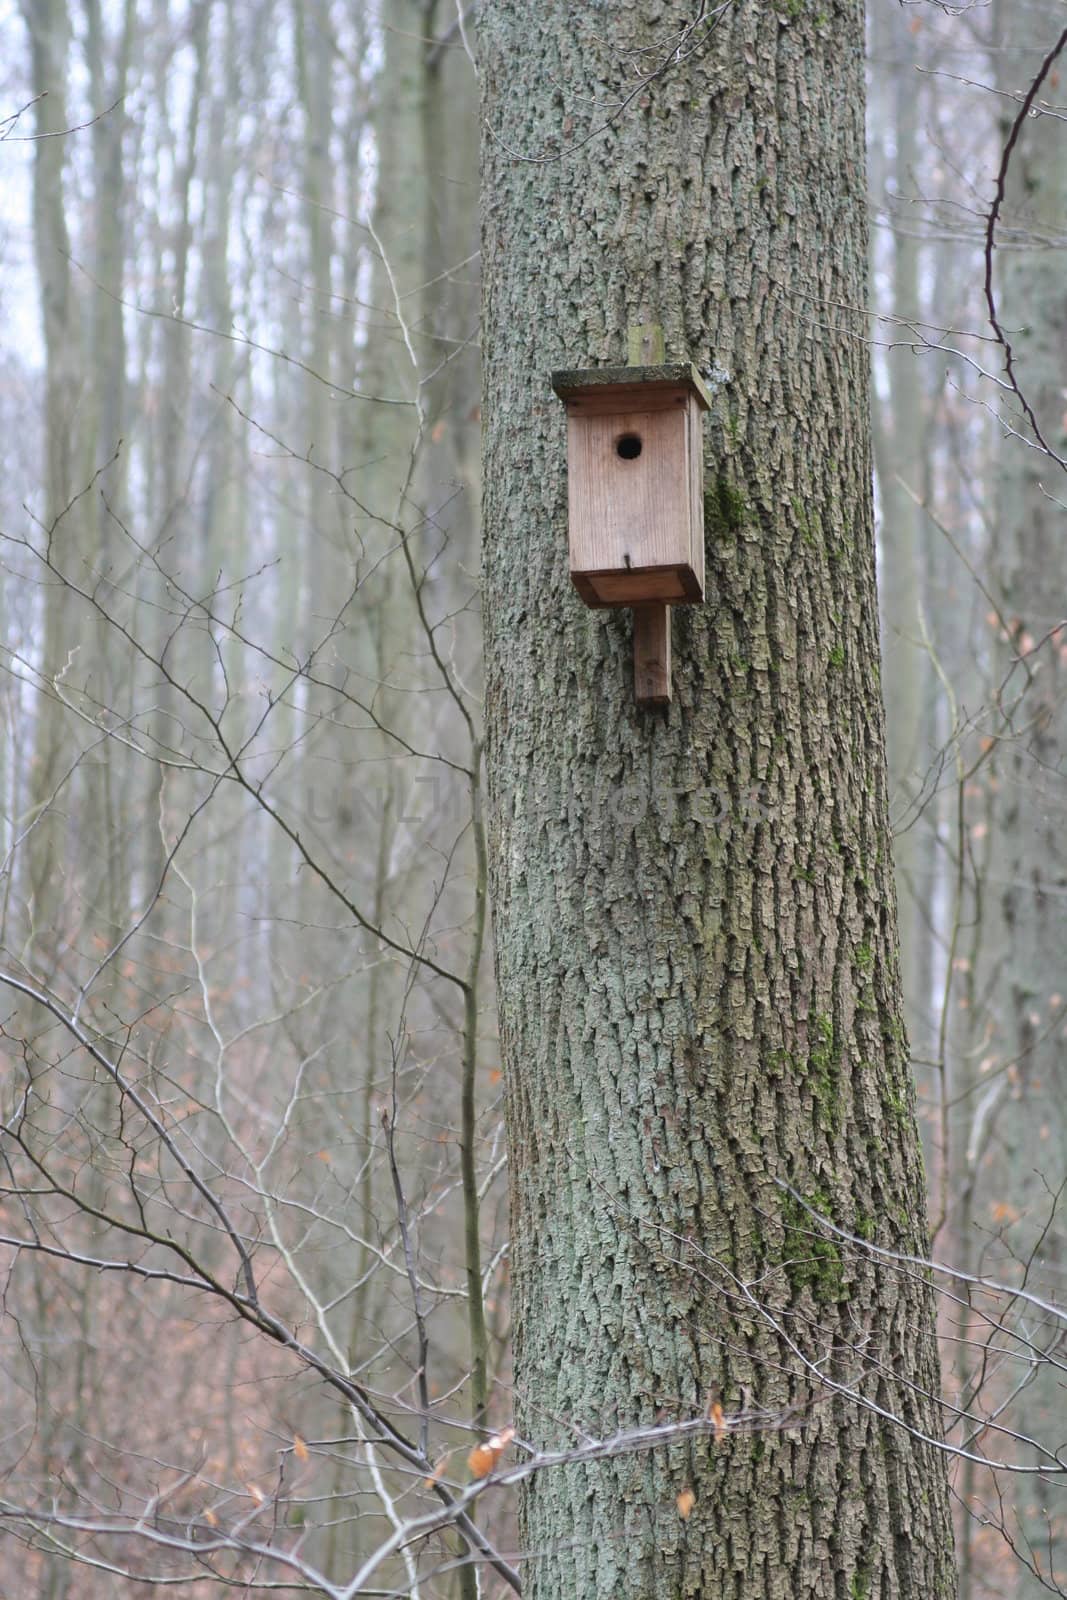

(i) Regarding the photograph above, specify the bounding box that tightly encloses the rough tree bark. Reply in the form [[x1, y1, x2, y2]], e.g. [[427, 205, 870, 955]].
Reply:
[[480, 4, 955, 1597], [985, 2, 1067, 1591]]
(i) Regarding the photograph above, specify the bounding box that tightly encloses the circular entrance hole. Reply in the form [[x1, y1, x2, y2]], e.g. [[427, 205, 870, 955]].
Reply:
[[616, 433, 643, 460]]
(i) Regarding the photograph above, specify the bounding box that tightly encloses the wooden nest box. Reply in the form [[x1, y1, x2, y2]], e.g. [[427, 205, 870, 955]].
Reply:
[[551, 363, 710, 607], [551, 362, 711, 703]]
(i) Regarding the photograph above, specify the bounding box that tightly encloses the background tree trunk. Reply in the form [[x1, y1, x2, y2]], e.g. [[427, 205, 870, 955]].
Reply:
[[20, 0, 79, 963], [480, 4, 956, 1596], [984, 1, 1067, 1590], [868, 0, 936, 1069]]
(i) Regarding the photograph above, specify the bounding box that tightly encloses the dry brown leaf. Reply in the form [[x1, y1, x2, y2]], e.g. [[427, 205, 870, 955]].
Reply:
[[293, 1435, 309, 1463], [468, 1443, 495, 1479], [676, 1487, 696, 1520], [468, 1425, 515, 1479], [424, 1453, 450, 1488]]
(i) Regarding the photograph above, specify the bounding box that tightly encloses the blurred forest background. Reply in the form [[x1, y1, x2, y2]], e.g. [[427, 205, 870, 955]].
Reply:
[[0, 0, 1064, 1596]]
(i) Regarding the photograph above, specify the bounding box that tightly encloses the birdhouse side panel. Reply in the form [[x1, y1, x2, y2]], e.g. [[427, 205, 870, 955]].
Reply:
[[566, 408, 692, 592], [686, 397, 706, 595]]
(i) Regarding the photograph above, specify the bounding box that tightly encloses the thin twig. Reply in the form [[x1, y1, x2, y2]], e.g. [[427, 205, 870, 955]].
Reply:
[[983, 25, 1067, 470]]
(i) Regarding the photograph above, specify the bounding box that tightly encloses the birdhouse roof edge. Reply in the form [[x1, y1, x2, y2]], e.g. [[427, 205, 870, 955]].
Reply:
[[550, 363, 712, 410]]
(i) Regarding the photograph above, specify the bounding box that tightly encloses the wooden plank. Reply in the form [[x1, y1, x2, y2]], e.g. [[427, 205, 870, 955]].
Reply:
[[566, 406, 693, 584], [633, 603, 672, 705], [576, 568, 690, 606], [551, 362, 713, 411], [627, 323, 666, 367], [627, 324, 670, 707], [561, 385, 690, 417], [686, 395, 706, 596]]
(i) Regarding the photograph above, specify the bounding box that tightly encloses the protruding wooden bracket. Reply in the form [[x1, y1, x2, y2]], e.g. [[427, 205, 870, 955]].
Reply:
[[627, 323, 666, 367], [627, 324, 672, 706], [633, 603, 672, 705]]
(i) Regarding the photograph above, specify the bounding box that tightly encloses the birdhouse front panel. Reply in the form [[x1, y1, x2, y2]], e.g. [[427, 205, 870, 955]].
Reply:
[[551, 365, 710, 609]]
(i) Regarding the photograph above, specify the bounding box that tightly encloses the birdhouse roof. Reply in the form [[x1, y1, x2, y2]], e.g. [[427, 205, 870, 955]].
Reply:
[[550, 363, 712, 410]]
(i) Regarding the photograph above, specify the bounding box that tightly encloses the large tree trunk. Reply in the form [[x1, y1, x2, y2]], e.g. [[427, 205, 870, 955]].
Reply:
[[868, 2, 937, 1072], [21, 0, 79, 965], [479, 5, 955, 1597], [985, 3, 1067, 1591]]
